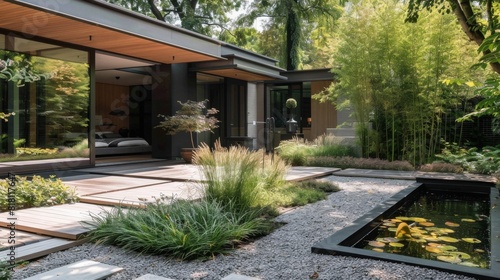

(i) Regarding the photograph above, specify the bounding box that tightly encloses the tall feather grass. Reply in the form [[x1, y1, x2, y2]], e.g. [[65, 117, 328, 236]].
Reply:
[[193, 141, 289, 213]]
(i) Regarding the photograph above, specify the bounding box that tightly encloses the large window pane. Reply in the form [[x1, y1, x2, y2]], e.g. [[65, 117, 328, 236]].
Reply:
[[0, 35, 89, 161]]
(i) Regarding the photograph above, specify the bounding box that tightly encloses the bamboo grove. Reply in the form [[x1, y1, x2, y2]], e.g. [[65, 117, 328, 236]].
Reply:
[[314, 0, 490, 165]]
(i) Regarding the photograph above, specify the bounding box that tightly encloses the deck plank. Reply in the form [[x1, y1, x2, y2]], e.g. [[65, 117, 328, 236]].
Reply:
[[0, 203, 113, 239], [0, 229, 50, 249], [0, 238, 86, 262], [80, 181, 201, 207], [62, 174, 168, 196], [23, 259, 123, 280]]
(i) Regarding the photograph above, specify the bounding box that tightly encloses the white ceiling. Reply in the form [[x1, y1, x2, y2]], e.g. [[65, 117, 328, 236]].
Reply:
[[95, 52, 154, 86]]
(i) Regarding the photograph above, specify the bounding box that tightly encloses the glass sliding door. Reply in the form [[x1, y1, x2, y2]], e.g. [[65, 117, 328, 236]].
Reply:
[[0, 34, 90, 162]]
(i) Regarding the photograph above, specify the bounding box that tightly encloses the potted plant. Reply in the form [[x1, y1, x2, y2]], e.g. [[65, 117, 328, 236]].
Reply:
[[285, 98, 298, 133], [156, 99, 219, 163]]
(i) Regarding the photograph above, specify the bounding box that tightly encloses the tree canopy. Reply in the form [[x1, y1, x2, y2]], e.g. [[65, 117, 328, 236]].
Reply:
[[406, 0, 500, 74], [236, 0, 341, 70], [106, 0, 242, 36]]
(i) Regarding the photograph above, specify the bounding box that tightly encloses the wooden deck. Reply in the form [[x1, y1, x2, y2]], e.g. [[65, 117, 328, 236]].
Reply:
[[0, 203, 113, 240], [79, 181, 202, 207]]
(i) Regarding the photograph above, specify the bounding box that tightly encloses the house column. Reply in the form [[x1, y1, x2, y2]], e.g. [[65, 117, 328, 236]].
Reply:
[[151, 63, 196, 159]]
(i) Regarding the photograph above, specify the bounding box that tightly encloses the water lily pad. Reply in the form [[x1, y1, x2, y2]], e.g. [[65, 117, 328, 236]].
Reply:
[[395, 216, 412, 221], [382, 237, 399, 243], [446, 251, 471, 260], [458, 262, 480, 268], [461, 218, 476, 223], [372, 248, 384, 253], [438, 236, 460, 243], [383, 222, 396, 227], [410, 217, 427, 223], [376, 238, 389, 243], [439, 245, 457, 251], [388, 227, 397, 232], [383, 219, 402, 223], [462, 238, 481, 244], [474, 249, 485, 253], [427, 242, 441, 247], [423, 236, 441, 242], [389, 242, 404, 248], [368, 241, 385, 248], [437, 255, 462, 264], [416, 238, 428, 243], [437, 228, 455, 234], [419, 222, 435, 227], [445, 221, 460, 227], [425, 246, 442, 254]]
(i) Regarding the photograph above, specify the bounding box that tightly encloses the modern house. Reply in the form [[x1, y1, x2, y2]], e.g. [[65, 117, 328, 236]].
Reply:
[[0, 0, 338, 176]]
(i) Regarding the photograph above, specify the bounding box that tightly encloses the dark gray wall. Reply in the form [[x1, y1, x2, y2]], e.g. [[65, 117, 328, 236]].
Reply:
[[151, 63, 197, 159]]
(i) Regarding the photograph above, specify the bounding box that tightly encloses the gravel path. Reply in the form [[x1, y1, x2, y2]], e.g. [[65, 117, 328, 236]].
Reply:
[[12, 176, 477, 280]]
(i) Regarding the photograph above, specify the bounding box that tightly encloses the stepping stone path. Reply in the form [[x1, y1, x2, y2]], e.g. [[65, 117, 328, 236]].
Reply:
[[25, 261, 259, 280], [23, 259, 123, 280], [135, 274, 175, 280]]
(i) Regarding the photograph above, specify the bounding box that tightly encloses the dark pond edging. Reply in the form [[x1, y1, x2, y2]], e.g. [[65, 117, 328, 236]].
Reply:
[[312, 179, 500, 280]]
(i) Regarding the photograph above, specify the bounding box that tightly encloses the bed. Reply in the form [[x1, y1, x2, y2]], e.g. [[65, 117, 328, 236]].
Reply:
[[95, 132, 152, 156]]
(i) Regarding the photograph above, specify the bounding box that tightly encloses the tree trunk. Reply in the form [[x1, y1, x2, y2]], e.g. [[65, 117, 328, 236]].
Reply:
[[451, 0, 500, 74]]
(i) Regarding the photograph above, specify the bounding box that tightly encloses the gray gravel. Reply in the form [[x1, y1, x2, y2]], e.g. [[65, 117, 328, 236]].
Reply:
[[12, 176, 477, 280]]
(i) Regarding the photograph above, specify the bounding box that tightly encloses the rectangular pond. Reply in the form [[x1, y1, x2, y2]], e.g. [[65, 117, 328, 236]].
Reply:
[[312, 178, 500, 280]]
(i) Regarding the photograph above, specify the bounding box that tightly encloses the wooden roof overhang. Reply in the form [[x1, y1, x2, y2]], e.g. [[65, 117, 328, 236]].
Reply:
[[0, 0, 223, 64]]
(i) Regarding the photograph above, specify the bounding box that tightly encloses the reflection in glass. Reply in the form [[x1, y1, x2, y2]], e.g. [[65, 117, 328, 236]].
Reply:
[[0, 35, 90, 161]]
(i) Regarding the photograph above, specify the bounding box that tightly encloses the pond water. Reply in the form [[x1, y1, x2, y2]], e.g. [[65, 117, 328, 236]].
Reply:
[[354, 190, 491, 269]]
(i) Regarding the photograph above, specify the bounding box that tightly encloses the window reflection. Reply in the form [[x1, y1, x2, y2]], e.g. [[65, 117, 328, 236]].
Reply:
[[0, 34, 89, 161]]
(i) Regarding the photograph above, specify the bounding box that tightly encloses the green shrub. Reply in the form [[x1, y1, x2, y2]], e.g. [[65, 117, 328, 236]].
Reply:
[[306, 156, 415, 171], [267, 185, 327, 207], [295, 180, 341, 193], [276, 135, 357, 166], [0, 175, 78, 211], [261, 180, 340, 209], [85, 200, 272, 260], [418, 162, 464, 173], [435, 142, 500, 175], [0, 261, 12, 280], [276, 138, 310, 166]]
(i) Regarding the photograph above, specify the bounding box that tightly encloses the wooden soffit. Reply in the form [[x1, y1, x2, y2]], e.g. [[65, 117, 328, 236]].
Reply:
[[191, 55, 287, 82], [0, 0, 223, 64]]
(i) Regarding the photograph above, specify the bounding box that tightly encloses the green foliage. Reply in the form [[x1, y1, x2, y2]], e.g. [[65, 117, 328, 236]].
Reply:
[[307, 156, 415, 171], [106, 0, 242, 36], [15, 147, 58, 156], [260, 180, 340, 208], [435, 141, 500, 175], [277, 135, 357, 166], [85, 200, 271, 260], [285, 98, 297, 109], [0, 175, 78, 211], [269, 185, 326, 207], [156, 100, 219, 148], [0, 139, 89, 162], [0, 261, 12, 280], [457, 77, 500, 122], [295, 180, 340, 193], [237, 0, 341, 69], [0, 57, 55, 86], [314, 0, 486, 164], [194, 141, 288, 213]]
